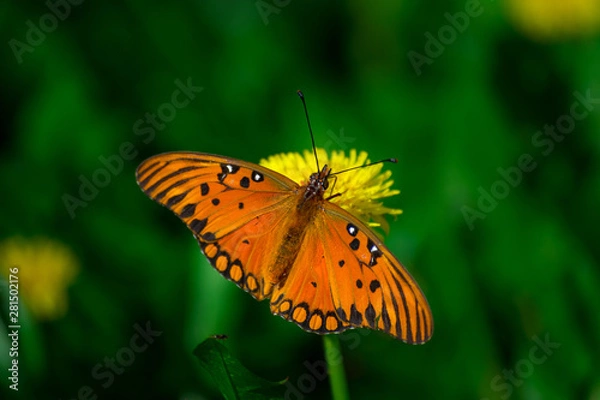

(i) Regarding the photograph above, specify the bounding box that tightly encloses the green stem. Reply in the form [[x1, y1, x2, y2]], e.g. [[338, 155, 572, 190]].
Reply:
[[323, 335, 350, 400]]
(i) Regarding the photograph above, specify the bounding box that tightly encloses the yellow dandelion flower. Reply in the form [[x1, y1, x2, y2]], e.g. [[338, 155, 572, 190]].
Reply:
[[260, 148, 402, 231], [0, 237, 79, 320], [506, 0, 600, 41]]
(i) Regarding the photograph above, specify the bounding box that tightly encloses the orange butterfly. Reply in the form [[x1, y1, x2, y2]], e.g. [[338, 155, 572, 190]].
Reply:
[[136, 96, 433, 344]]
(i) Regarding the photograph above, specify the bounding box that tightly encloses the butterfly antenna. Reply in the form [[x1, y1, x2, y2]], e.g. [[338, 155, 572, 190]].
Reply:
[[297, 90, 320, 172], [331, 158, 398, 176]]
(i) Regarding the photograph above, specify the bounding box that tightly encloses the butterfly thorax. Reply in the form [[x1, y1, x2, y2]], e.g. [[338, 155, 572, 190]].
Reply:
[[304, 165, 331, 200]]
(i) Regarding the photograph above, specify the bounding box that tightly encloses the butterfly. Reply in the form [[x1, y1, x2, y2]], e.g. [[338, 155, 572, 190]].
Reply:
[[136, 149, 433, 344]]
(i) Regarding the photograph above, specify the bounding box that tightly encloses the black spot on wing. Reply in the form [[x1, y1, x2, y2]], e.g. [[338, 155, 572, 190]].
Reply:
[[179, 203, 196, 218], [356, 279, 363, 289], [338, 260, 345, 267], [367, 239, 376, 251], [166, 192, 187, 207], [221, 163, 240, 175], [252, 171, 264, 182], [369, 280, 381, 293], [200, 182, 209, 196], [365, 304, 376, 328], [238, 202, 244, 209], [346, 223, 358, 237], [202, 231, 216, 241], [349, 304, 363, 325], [336, 307, 348, 322], [349, 238, 360, 251], [217, 163, 241, 183], [367, 239, 383, 267], [211, 198, 220, 206], [190, 218, 207, 235], [240, 176, 250, 188]]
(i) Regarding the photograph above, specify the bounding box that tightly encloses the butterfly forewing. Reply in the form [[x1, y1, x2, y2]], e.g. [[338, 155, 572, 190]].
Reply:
[[136, 152, 299, 300], [323, 205, 433, 344]]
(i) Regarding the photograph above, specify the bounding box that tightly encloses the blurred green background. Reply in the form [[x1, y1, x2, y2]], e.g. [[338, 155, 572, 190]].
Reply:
[[1, 1, 600, 399]]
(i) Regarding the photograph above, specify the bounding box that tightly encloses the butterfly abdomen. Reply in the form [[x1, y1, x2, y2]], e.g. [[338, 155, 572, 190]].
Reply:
[[271, 225, 303, 284], [269, 194, 323, 287]]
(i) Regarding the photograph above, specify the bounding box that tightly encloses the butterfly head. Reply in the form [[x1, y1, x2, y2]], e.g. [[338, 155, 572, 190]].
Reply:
[[305, 165, 332, 200]]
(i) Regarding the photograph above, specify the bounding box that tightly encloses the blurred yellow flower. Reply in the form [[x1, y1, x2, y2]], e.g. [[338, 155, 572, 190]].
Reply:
[[260, 148, 402, 231], [0, 237, 79, 320], [506, 0, 600, 40]]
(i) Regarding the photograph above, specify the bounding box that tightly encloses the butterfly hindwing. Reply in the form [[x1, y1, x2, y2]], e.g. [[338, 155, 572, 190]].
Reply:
[[269, 215, 353, 335], [202, 201, 297, 299], [136, 152, 299, 300]]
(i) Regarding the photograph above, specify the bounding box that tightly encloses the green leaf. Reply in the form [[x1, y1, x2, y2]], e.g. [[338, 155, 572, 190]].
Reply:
[[193, 337, 286, 400]]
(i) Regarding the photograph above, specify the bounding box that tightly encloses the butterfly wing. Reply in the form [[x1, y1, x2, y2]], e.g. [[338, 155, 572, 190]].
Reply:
[[136, 152, 299, 300], [270, 201, 433, 344], [324, 205, 433, 344], [269, 217, 354, 335]]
